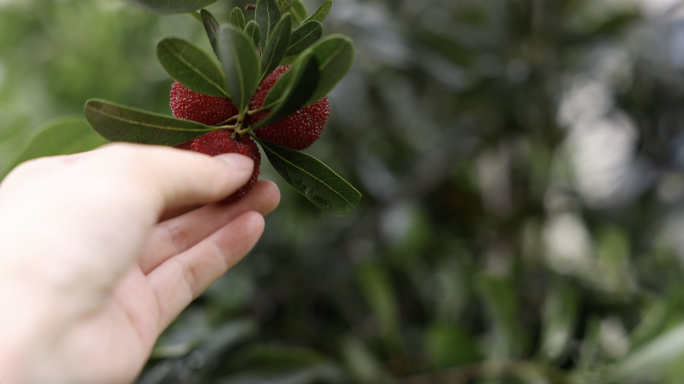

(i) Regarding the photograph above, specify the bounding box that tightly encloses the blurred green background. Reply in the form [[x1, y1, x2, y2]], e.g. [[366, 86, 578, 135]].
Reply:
[[5, 0, 684, 382]]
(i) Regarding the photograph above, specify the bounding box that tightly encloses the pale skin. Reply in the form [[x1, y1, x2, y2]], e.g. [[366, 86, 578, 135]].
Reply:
[[0, 143, 281, 384]]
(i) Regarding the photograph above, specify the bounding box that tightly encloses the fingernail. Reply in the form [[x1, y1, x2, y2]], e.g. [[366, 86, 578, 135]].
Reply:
[[216, 153, 254, 171]]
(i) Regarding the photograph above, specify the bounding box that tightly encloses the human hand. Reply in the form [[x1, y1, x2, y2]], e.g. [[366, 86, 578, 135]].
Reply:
[[0, 143, 280, 384]]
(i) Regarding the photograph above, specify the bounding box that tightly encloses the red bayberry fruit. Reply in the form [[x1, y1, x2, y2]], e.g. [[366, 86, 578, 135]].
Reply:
[[175, 140, 193, 150], [248, 66, 330, 150], [170, 82, 239, 126], [190, 130, 261, 204]]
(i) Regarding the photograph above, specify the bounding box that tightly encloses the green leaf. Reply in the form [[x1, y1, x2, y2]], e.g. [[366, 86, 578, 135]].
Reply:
[[0, 115, 31, 179], [244, 21, 262, 50], [260, 14, 292, 82], [200, 9, 220, 57], [253, 53, 319, 128], [84, 99, 216, 146], [290, 0, 308, 25], [256, 0, 281, 49], [261, 71, 292, 110], [277, 0, 295, 14], [279, 55, 298, 66], [188, 11, 202, 22], [254, 137, 361, 216], [303, 0, 332, 24], [286, 20, 323, 57], [156, 37, 230, 98], [5, 117, 107, 177], [263, 35, 355, 109], [303, 34, 355, 106], [230, 7, 246, 31], [120, 0, 219, 14], [218, 25, 262, 113]]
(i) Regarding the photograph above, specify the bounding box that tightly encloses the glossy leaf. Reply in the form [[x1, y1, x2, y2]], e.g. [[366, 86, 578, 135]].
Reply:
[[303, 35, 355, 106], [156, 37, 230, 98], [218, 25, 261, 112], [5, 117, 107, 177], [277, 0, 295, 14], [120, 0, 219, 14], [200, 9, 220, 57], [229, 7, 246, 31], [84, 99, 215, 146], [256, 0, 281, 49], [290, 0, 308, 25], [253, 53, 319, 128], [263, 35, 354, 108], [260, 14, 292, 82], [260, 55, 301, 109], [279, 55, 298, 66], [286, 20, 322, 57], [303, 0, 332, 24], [255, 137, 361, 216], [245, 21, 262, 50]]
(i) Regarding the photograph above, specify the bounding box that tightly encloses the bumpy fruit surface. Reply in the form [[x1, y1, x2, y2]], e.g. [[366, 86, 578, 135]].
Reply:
[[170, 82, 239, 126], [190, 130, 261, 204], [248, 66, 330, 150]]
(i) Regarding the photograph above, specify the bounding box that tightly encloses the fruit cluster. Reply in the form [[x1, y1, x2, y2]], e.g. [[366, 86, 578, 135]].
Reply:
[[170, 65, 330, 203], [172, 66, 330, 151], [85, 0, 362, 216]]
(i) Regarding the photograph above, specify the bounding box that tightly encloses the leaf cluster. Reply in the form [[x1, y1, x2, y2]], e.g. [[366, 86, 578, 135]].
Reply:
[[83, 0, 359, 216]]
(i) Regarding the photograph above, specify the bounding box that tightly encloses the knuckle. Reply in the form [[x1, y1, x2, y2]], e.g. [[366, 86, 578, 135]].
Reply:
[[160, 220, 192, 255], [177, 257, 200, 299]]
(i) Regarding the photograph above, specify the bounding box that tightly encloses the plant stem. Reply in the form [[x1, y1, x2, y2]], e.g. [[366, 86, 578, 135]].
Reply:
[[214, 124, 237, 130], [236, 126, 255, 136], [214, 115, 239, 126], [247, 100, 280, 115]]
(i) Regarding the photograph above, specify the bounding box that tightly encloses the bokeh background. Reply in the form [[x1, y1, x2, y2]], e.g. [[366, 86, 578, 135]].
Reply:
[[4, 0, 684, 382]]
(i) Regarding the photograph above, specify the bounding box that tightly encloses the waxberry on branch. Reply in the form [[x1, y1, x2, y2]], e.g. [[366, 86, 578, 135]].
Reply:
[[249, 66, 330, 151], [84, 0, 361, 215]]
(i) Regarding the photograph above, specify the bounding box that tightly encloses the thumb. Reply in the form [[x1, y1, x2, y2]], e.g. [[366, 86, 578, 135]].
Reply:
[[90, 143, 255, 211]]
